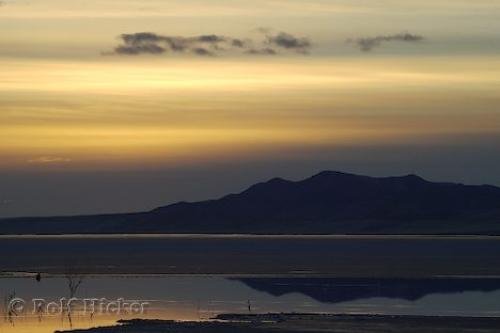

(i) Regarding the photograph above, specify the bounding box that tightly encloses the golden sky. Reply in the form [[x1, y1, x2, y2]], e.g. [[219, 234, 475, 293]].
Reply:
[[1, 0, 500, 216], [1, 56, 499, 170]]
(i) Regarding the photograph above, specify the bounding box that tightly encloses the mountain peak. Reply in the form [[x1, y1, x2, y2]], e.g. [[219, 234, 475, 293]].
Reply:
[[266, 177, 288, 184], [387, 174, 429, 186], [310, 171, 428, 183], [309, 170, 358, 179], [402, 174, 424, 180]]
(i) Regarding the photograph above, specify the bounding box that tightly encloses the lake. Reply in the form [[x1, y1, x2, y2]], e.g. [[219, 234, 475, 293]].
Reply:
[[2, 275, 500, 333], [1, 235, 500, 332], [1, 235, 500, 276]]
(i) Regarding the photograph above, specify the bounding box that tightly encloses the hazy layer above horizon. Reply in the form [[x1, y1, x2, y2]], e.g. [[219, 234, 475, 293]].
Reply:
[[1, 0, 500, 217]]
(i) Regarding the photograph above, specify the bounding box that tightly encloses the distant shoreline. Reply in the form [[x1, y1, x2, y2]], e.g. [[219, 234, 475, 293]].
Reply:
[[1, 233, 500, 239]]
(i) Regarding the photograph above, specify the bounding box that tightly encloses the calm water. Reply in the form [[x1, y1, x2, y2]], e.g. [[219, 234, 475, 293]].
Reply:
[[1, 275, 500, 333], [2, 236, 500, 332], [2, 235, 500, 276]]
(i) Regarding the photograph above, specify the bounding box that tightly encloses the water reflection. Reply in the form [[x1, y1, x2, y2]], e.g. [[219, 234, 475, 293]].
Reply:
[[1, 275, 500, 333], [235, 277, 500, 303]]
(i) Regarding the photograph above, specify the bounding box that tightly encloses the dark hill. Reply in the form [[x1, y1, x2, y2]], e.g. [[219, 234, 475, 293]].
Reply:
[[1, 171, 500, 234]]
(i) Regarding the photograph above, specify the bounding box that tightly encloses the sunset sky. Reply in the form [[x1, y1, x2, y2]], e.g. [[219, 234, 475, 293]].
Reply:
[[1, 0, 500, 217]]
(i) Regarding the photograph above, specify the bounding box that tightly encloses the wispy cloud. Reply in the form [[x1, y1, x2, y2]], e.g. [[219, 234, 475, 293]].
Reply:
[[0, 199, 13, 206], [348, 32, 424, 52], [107, 30, 312, 57], [28, 156, 72, 164]]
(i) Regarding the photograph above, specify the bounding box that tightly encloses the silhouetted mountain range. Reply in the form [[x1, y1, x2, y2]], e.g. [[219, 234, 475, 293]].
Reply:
[[1, 171, 500, 234]]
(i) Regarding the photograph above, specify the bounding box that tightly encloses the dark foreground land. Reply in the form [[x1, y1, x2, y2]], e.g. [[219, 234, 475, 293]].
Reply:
[[2, 236, 500, 277], [58, 314, 500, 333]]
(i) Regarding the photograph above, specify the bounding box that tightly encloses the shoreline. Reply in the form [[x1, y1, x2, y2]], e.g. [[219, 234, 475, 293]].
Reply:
[[2, 233, 500, 239], [55, 313, 500, 332], [4, 272, 500, 279]]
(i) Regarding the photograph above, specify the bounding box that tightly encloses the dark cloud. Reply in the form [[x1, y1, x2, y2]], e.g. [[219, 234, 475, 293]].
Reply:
[[108, 30, 313, 57], [254, 28, 311, 54], [121, 32, 162, 44], [246, 48, 277, 55], [114, 44, 166, 55], [192, 47, 214, 56], [197, 35, 225, 43], [163, 37, 189, 52], [231, 39, 247, 48], [349, 33, 424, 52], [266, 32, 312, 54], [112, 32, 232, 56]]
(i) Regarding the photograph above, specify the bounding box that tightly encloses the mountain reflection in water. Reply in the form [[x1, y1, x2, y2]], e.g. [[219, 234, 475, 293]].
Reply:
[[234, 278, 500, 303]]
